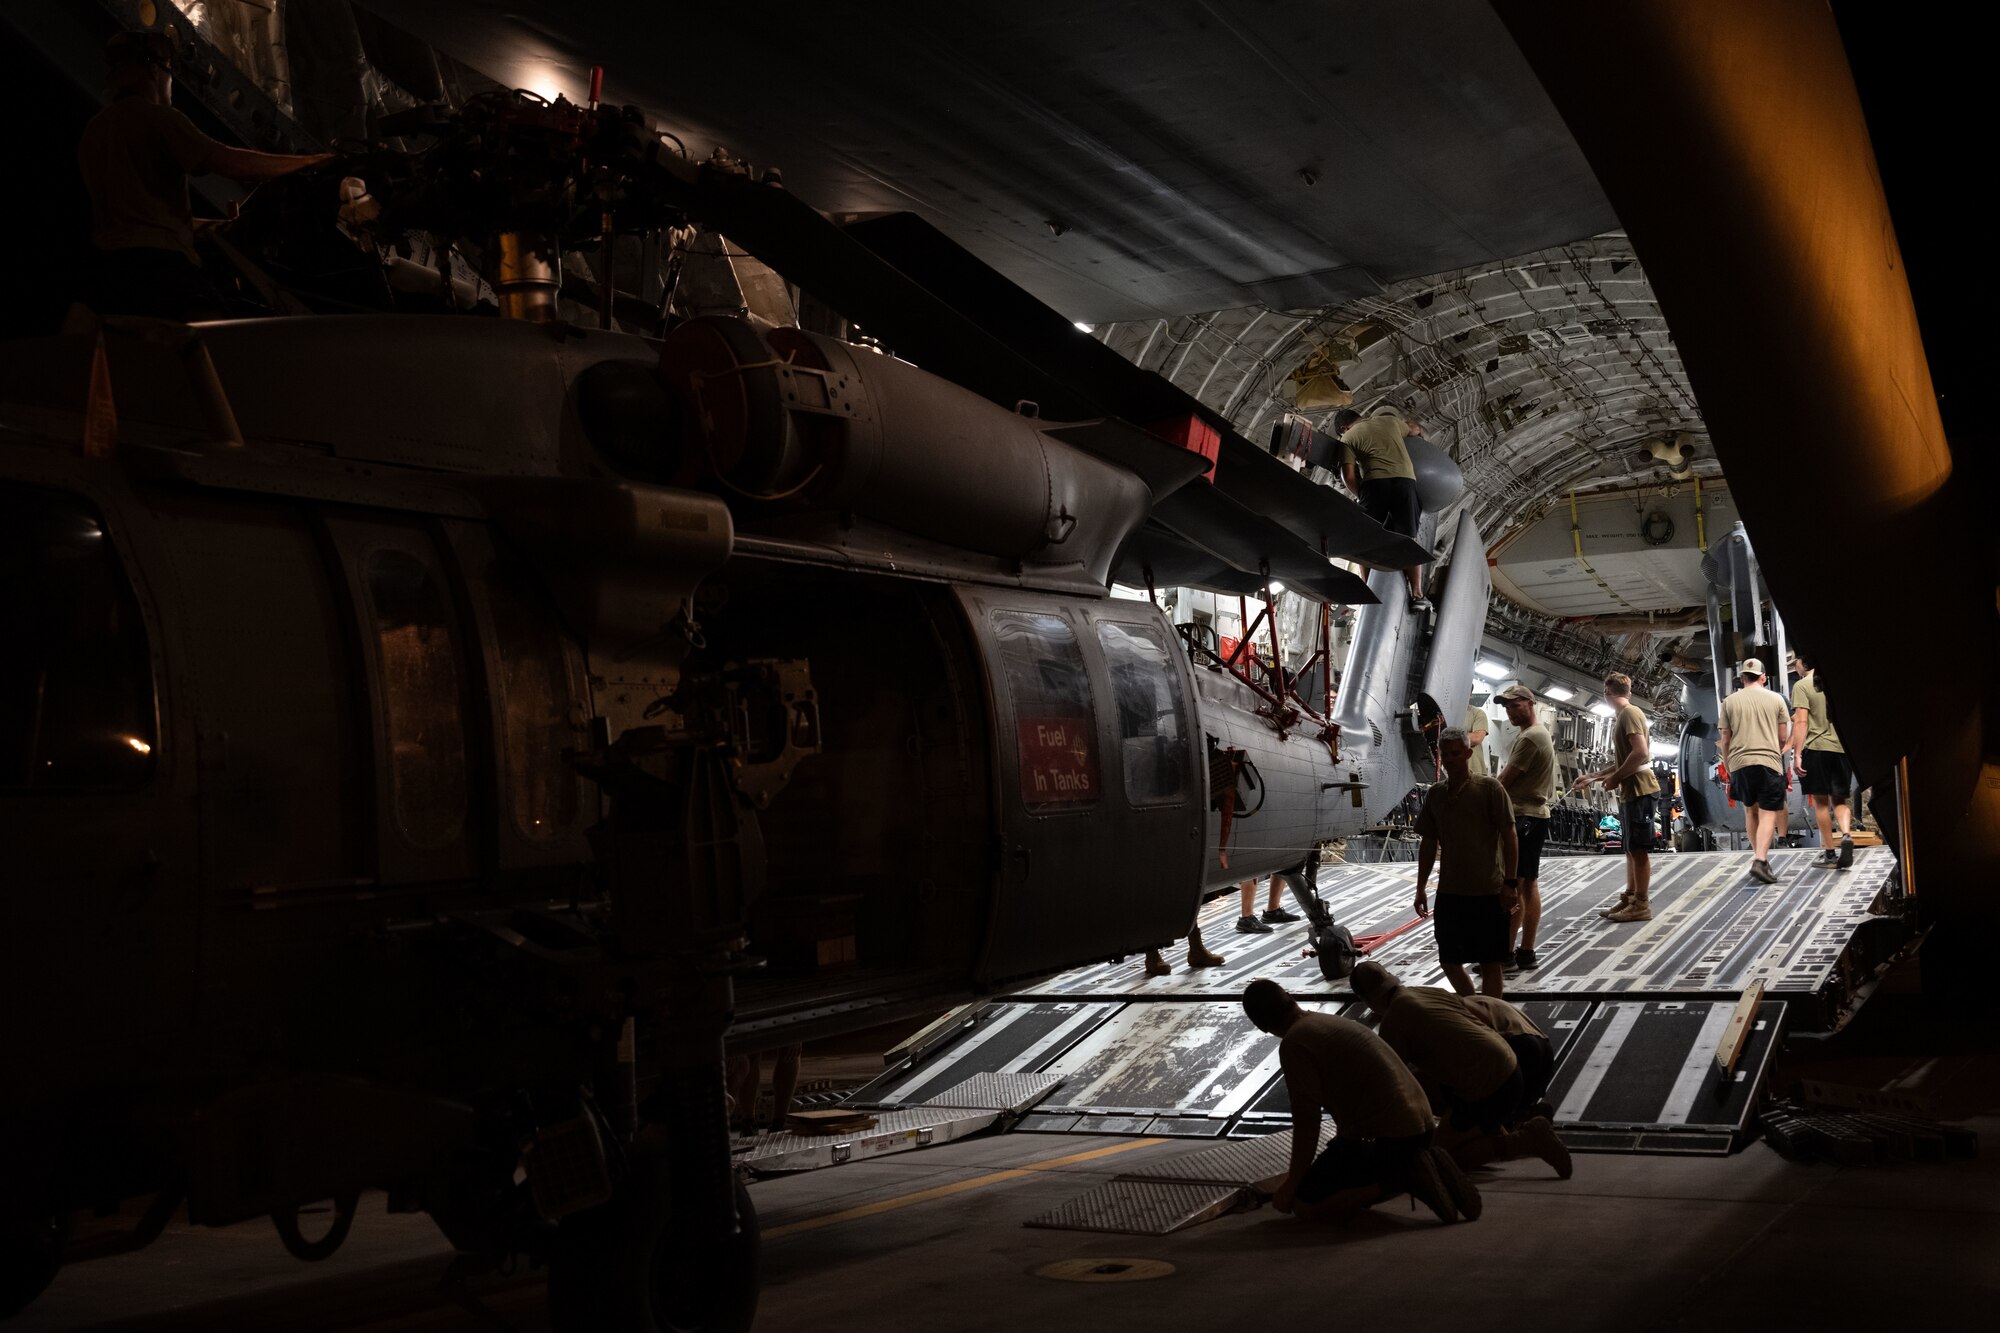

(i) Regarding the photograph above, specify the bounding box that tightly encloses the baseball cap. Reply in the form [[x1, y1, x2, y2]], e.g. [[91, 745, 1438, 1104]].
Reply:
[[1739, 657, 1766, 677], [1494, 683, 1535, 704]]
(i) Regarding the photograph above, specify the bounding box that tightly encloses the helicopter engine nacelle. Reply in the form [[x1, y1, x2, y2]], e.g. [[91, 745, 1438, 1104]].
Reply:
[[646, 317, 1151, 585]]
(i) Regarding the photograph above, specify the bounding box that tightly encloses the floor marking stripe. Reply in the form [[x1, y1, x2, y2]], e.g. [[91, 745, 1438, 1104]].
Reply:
[[1556, 1002, 1644, 1121], [761, 1138, 1166, 1239], [1659, 1002, 1740, 1124]]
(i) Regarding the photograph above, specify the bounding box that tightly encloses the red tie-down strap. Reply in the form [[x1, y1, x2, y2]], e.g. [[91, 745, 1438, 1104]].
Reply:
[[1352, 916, 1430, 954]]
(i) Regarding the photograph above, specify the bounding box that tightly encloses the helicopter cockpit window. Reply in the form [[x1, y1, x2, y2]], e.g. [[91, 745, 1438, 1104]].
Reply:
[[362, 547, 469, 848], [1097, 620, 1188, 805], [991, 610, 1099, 811], [0, 483, 156, 790]]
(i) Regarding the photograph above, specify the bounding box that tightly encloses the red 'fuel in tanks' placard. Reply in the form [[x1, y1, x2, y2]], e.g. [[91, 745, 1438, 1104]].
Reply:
[[1016, 715, 1097, 807]]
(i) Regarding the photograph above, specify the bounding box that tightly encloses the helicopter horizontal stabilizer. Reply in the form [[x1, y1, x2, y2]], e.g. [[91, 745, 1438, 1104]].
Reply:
[[1110, 521, 1375, 604]]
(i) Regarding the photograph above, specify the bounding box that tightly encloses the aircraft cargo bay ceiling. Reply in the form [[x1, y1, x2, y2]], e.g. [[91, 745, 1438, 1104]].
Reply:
[[374, 0, 1616, 322], [1092, 229, 1731, 692]]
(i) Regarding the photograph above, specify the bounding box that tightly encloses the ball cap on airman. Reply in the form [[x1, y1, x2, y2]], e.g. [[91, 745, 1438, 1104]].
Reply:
[[1739, 657, 1766, 677], [1494, 683, 1535, 704]]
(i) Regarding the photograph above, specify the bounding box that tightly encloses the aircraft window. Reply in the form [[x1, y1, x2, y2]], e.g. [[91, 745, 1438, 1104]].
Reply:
[[1098, 620, 1188, 805], [362, 547, 468, 848], [991, 610, 1098, 811], [488, 578, 583, 841], [0, 483, 156, 790]]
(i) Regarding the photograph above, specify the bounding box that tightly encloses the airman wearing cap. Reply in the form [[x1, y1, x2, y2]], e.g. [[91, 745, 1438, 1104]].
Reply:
[[1414, 725, 1520, 998], [1718, 656, 1795, 885], [1492, 684, 1556, 970]]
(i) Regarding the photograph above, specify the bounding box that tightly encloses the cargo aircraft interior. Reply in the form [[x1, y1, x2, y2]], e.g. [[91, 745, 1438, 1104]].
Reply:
[[1, 2, 1993, 1331]]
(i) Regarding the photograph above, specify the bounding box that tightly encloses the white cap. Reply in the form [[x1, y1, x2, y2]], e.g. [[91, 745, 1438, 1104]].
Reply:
[[1739, 657, 1766, 677]]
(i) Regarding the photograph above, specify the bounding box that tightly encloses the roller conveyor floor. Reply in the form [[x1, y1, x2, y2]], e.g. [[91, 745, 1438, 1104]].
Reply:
[[1025, 847, 1900, 1015], [847, 848, 1907, 1159]]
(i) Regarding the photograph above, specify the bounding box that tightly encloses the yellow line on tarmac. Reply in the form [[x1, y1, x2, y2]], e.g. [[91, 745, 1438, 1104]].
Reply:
[[761, 1137, 1166, 1240]]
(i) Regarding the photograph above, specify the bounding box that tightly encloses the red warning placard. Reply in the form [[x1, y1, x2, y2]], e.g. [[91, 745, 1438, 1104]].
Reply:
[[1016, 715, 1097, 807]]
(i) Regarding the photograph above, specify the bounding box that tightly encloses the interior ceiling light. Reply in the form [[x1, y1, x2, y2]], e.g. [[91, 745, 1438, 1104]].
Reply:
[[1589, 700, 1616, 717], [1473, 659, 1511, 680], [1543, 684, 1576, 702], [1073, 322, 1094, 333]]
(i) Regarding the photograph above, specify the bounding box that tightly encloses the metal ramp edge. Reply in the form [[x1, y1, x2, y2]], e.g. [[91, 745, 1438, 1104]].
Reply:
[[740, 1072, 1061, 1174], [1545, 998, 1788, 1155], [1023, 1180, 1247, 1236], [1024, 1125, 1332, 1235]]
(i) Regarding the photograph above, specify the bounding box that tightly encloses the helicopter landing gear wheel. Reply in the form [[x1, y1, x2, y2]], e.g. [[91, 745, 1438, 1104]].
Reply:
[[547, 1143, 759, 1333], [272, 1192, 359, 1262], [0, 1210, 65, 1318]]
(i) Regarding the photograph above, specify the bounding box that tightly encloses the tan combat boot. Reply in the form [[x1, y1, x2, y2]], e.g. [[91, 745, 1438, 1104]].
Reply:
[[1605, 895, 1652, 923], [1186, 925, 1227, 968]]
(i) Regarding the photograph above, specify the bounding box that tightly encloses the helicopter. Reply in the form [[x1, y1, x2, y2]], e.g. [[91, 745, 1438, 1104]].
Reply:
[[0, 86, 1488, 1331]]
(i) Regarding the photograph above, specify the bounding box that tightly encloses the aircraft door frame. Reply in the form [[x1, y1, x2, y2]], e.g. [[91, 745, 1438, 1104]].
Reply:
[[955, 588, 1204, 985], [0, 452, 199, 1052]]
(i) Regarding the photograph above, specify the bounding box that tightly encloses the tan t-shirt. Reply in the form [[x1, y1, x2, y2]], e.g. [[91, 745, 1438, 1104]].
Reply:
[[1379, 986, 1518, 1101], [1501, 723, 1557, 820], [1338, 413, 1418, 482], [1613, 700, 1660, 798], [1720, 682, 1793, 773], [1279, 1011, 1433, 1141], [1415, 775, 1513, 895], [79, 96, 222, 262], [1462, 995, 1546, 1040], [1464, 705, 1492, 777], [1790, 671, 1843, 754]]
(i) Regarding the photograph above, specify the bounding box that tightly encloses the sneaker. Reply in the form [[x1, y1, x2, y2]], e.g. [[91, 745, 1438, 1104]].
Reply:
[[1260, 906, 1301, 924], [1408, 597, 1434, 615], [1838, 836, 1854, 869], [1597, 892, 1633, 919], [1812, 850, 1840, 869], [1518, 1116, 1574, 1180], [1235, 914, 1274, 935], [1404, 1147, 1458, 1223], [1515, 946, 1538, 970], [1750, 860, 1778, 885], [1429, 1146, 1482, 1222], [1605, 899, 1652, 923]]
